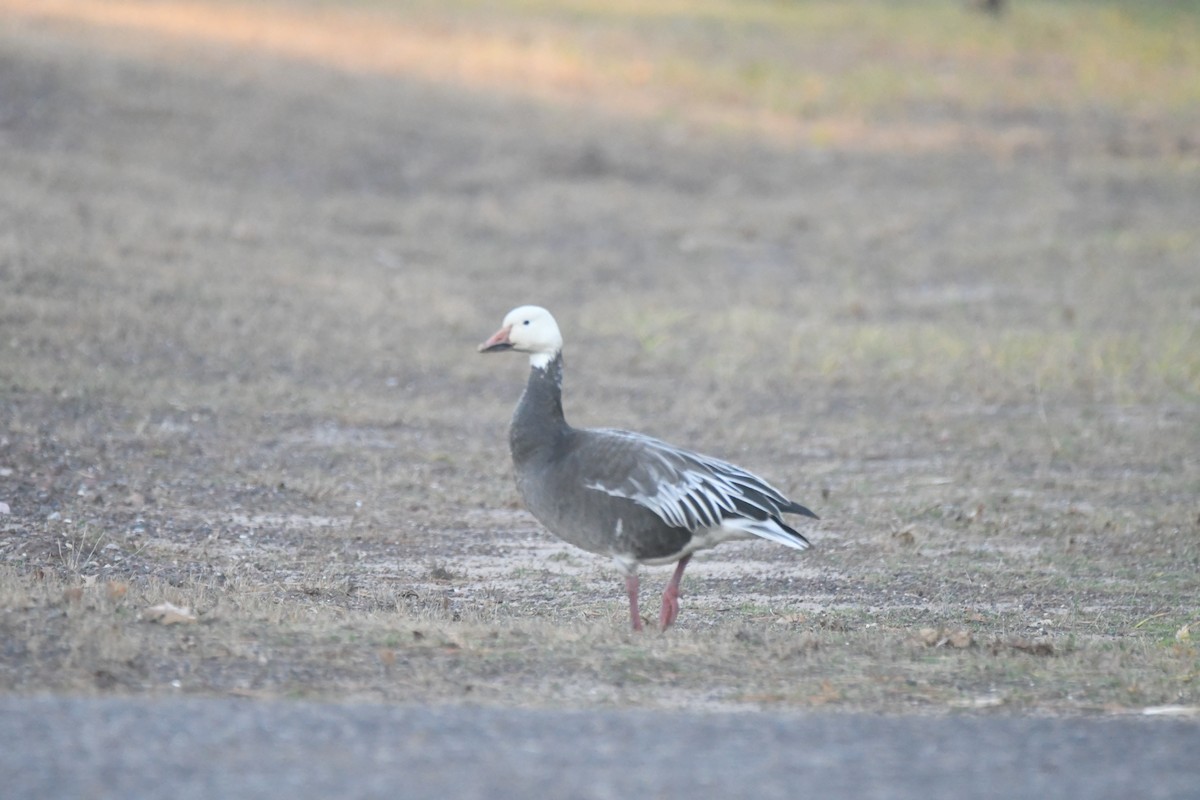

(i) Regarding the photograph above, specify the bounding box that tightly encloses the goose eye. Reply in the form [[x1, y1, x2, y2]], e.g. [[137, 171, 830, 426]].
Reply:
[[523, 320, 531, 326]]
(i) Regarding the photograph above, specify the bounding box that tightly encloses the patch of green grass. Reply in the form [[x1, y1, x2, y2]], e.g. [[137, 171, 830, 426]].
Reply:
[[317, 0, 1200, 120], [1133, 613, 1200, 645]]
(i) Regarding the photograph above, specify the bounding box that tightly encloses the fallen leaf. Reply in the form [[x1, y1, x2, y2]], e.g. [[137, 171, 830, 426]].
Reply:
[[142, 602, 197, 625], [951, 695, 1006, 709], [1176, 623, 1192, 642], [810, 680, 842, 705], [738, 693, 787, 704], [947, 629, 974, 649], [918, 627, 973, 648], [1005, 638, 1055, 656], [106, 581, 128, 601], [1141, 705, 1200, 717]]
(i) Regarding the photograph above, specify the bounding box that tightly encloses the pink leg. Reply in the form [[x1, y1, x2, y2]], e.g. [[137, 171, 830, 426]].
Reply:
[[659, 555, 691, 630], [625, 573, 644, 631]]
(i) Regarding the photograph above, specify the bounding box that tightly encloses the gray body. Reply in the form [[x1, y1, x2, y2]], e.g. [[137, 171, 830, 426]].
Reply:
[[508, 354, 815, 572]]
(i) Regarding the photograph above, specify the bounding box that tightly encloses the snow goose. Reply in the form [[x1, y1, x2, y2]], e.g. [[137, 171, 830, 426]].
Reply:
[[479, 305, 817, 631]]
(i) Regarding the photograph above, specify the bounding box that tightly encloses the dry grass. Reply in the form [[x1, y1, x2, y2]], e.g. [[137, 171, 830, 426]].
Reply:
[[6, 0, 1200, 151], [0, 0, 1198, 715], [4, 562, 1197, 712]]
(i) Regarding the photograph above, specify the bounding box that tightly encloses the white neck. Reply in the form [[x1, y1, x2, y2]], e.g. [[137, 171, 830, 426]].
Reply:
[[529, 351, 557, 370]]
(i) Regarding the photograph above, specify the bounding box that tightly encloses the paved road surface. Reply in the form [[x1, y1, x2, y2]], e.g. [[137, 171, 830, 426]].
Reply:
[[2, 696, 1196, 799]]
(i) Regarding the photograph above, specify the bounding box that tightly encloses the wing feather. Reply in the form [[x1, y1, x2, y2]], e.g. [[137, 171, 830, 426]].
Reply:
[[576, 428, 813, 547]]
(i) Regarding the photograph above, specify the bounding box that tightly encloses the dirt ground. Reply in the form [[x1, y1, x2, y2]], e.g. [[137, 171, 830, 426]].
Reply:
[[1, 1, 1198, 714]]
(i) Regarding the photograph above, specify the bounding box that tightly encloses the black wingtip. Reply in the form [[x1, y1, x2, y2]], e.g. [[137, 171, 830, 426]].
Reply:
[[787, 502, 820, 520]]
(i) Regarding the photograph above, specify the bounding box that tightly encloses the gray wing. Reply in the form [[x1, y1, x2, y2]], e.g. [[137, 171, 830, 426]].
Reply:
[[571, 428, 815, 549]]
